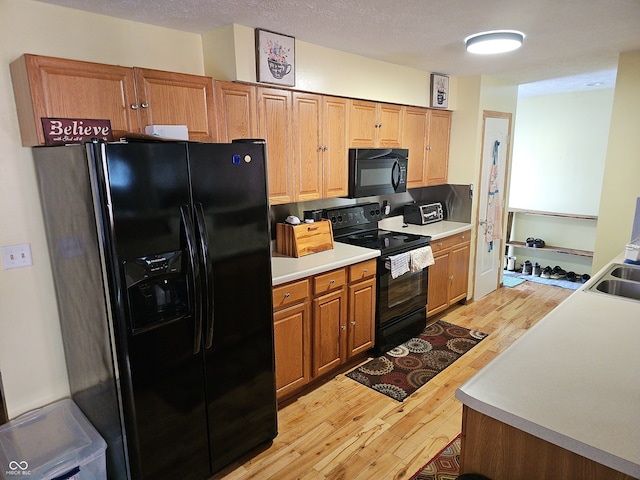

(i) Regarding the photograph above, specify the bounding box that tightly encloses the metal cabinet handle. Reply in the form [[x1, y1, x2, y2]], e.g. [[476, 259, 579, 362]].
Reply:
[[141, 102, 149, 108], [329, 279, 335, 284], [340, 325, 346, 330], [284, 292, 291, 298], [350, 321, 356, 326], [131, 104, 139, 110], [362, 269, 368, 273]]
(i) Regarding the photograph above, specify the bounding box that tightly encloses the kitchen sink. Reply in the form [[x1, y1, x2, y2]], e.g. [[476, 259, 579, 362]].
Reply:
[[586, 263, 640, 302], [610, 265, 640, 282]]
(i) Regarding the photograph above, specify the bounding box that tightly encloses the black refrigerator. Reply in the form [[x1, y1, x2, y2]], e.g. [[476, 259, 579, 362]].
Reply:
[[33, 140, 278, 480]]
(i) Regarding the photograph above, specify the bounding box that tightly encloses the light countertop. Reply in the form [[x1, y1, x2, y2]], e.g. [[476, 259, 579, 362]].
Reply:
[[271, 242, 379, 286], [271, 217, 472, 286], [455, 254, 640, 478], [378, 217, 472, 239]]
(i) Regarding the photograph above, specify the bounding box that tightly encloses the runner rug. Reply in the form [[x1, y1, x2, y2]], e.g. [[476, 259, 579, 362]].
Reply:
[[409, 434, 461, 480], [345, 320, 487, 401]]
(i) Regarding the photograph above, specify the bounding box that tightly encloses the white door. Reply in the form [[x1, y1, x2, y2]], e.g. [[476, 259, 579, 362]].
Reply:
[[474, 112, 512, 300]]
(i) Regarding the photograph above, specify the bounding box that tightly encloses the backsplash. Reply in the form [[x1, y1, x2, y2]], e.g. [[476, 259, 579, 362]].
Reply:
[[270, 184, 472, 238]]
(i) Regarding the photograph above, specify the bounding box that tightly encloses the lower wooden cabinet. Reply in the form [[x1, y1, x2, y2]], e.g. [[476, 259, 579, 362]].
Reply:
[[348, 263, 376, 357], [273, 259, 376, 401], [427, 231, 471, 317], [272, 279, 311, 399]]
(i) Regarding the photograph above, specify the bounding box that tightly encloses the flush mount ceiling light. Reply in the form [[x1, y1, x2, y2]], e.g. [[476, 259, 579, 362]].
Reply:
[[465, 30, 525, 54]]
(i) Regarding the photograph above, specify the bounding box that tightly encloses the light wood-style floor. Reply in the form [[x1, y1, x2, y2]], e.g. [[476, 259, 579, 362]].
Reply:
[[212, 281, 573, 480]]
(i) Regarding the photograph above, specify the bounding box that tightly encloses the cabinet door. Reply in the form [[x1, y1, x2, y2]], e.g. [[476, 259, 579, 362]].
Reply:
[[322, 96, 349, 198], [449, 241, 470, 304], [426, 109, 452, 185], [273, 301, 311, 399], [293, 92, 323, 202], [258, 87, 294, 204], [133, 68, 215, 142], [313, 289, 347, 377], [10, 54, 139, 146], [427, 251, 450, 317], [348, 277, 376, 357], [377, 103, 402, 148], [214, 81, 257, 142], [348, 99, 377, 148], [402, 106, 428, 188]]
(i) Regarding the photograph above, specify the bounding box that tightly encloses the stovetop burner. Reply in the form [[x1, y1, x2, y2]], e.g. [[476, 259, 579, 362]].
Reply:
[[338, 228, 430, 254]]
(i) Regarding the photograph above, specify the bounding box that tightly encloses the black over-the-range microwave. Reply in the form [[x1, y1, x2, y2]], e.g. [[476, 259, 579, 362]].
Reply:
[[348, 148, 408, 198]]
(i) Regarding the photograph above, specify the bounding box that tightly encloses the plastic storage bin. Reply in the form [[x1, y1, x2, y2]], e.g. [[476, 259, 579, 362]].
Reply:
[[0, 398, 106, 480]]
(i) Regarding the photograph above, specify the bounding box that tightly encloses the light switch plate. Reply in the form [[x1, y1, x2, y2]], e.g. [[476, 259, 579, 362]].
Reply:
[[2, 243, 33, 269]]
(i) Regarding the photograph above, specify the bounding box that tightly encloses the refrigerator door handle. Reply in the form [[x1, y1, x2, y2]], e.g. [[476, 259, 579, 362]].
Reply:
[[180, 205, 203, 354], [194, 203, 215, 349]]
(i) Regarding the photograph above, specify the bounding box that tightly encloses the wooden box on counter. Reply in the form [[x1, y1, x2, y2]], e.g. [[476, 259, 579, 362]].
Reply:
[[276, 220, 334, 257]]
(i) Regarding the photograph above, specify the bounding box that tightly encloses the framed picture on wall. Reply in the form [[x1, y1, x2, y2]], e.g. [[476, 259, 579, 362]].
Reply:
[[255, 29, 295, 87], [430, 74, 449, 109]]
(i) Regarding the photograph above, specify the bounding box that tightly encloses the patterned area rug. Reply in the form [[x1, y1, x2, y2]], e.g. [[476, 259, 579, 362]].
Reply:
[[345, 321, 487, 401], [409, 434, 461, 480]]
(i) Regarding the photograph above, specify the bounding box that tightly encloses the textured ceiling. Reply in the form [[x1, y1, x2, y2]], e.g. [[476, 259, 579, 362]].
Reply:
[[34, 0, 640, 95]]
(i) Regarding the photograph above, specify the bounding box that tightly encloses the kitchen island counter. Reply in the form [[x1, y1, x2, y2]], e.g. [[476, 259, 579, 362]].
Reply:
[[455, 254, 640, 478]]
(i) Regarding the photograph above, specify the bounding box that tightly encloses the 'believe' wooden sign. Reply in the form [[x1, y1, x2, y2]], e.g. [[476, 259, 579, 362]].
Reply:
[[41, 118, 113, 145]]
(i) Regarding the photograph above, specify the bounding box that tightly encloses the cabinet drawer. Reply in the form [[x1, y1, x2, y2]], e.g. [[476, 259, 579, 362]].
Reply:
[[273, 279, 309, 310], [431, 231, 471, 253], [313, 268, 346, 295], [348, 259, 377, 282]]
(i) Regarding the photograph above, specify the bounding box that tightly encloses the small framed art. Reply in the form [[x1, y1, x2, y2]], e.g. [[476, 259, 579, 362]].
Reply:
[[430, 74, 449, 109], [256, 29, 295, 87]]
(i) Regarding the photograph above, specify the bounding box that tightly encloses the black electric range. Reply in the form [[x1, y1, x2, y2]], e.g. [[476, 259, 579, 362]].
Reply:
[[324, 203, 431, 253], [323, 203, 432, 354]]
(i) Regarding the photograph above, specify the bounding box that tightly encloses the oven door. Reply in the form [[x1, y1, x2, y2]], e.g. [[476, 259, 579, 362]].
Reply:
[[377, 256, 428, 326]]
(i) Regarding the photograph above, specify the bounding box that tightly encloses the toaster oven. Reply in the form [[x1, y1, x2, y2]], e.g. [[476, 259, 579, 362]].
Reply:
[[403, 202, 444, 225]]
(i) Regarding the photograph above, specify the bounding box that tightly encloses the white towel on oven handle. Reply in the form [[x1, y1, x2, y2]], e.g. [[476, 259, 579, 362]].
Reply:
[[410, 246, 434, 272], [385, 252, 411, 279]]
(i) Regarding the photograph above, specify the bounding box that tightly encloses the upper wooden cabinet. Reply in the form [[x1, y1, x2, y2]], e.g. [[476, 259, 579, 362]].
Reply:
[[292, 92, 323, 202], [257, 87, 294, 205], [214, 81, 258, 142], [403, 106, 429, 189], [11, 54, 139, 146], [10, 54, 216, 146], [292, 93, 349, 201], [402, 106, 452, 187], [425, 109, 452, 186], [133, 67, 215, 142], [349, 99, 402, 148]]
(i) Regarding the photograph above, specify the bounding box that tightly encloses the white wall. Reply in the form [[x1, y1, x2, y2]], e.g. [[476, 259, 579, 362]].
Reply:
[[202, 24, 459, 109], [593, 50, 640, 271], [506, 88, 615, 274], [509, 89, 614, 216], [0, 0, 204, 417]]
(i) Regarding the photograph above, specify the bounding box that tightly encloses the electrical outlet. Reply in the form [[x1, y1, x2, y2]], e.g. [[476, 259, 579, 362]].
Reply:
[[2, 243, 33, 269]]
